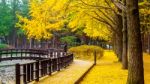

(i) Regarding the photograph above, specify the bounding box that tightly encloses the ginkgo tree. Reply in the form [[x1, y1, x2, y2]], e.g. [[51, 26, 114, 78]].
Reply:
[[139, 1, 150, 53], [68, 0, 113, 40], [16, 0, 68, 40], [66, 0, 123, 61]]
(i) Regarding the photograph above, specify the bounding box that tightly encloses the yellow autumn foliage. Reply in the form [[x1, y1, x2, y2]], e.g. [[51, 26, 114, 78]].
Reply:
[[67, 0, 114, 40], [16, 0, 113, 40], [80, 51, 150, 84], [29, 50, 150, 84], [80, 50, 128, 84], [16, 0, 69, 40], [69, 45, 104, 60]]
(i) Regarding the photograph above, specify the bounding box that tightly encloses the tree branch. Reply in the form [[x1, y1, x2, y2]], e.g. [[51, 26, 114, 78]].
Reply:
[[96, 9, 116, 25], [85, 12, 118, 34]]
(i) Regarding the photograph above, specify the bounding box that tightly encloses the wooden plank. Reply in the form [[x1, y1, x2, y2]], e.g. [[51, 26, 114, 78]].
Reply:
[[23, 65, 27, 84], [27, 64, 31, 82], [15, 63, 21, 84]]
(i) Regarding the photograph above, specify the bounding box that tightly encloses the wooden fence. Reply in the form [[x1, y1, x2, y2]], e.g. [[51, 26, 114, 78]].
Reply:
[[16, 54, 73, 84], [0, 48, 73, 84], [0, 48, 66, 61]]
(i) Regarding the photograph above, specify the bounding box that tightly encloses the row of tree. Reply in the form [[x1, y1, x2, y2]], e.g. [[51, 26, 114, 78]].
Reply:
[[0, 0, 29, 48], [0, 0, 149, 83], [0, 0, 107, 48]]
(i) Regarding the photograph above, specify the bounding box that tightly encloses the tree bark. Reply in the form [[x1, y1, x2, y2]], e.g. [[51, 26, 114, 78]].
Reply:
[[115, 14, 123, 62], [116, 33, 123, 62], [122, 0, 128, 69], [126, 0, 144, 83]]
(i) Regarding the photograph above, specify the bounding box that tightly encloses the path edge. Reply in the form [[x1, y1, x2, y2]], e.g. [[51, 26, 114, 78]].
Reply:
[[74, 63, 95, 84]]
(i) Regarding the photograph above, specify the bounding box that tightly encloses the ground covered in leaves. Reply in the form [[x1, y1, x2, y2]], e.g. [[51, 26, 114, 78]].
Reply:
[[80, 50, 150, 84], [30, 50, 150, 84]]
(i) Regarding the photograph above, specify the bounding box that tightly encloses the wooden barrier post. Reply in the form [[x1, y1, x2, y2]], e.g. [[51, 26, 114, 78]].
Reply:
[[31, 64, 34, 80], [35, 60, 39, 81], [16, 63, 20, 84], [23, 65, 27, 84], [57, 52, 60, 71], [72, 54, 74, 62], [48, 59, 52, 75], [94, 51, 97, 65], [21, 49, 23, 59], [27, 64, 31, 82]]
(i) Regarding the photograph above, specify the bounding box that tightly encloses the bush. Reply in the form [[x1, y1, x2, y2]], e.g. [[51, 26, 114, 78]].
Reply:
[[0, 44, 9, 49], [69, 45, 104, 60], [60, 36, 77, 46]]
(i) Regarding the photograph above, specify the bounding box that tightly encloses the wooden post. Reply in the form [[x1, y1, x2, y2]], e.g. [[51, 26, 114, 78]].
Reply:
[[41, 61, 43, 76], [27, 64, 30, 82], [16, 49, 18, 57], [16, 63, 20, 84], [21, 49, 22, 60], [57, 57, 60, 71], [71, 54, 73, 62], [11, 49, 12, 59], [23, 65, 27, 84], [94, 51, 97, 65], [48, 59, 52, 75], [35, 60, 39, 81], [6, 50, 8, 57], [31, 64, 34, 80]]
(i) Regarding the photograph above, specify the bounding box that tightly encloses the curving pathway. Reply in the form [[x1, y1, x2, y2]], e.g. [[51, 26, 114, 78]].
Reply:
[[30, 60, 93, 84]]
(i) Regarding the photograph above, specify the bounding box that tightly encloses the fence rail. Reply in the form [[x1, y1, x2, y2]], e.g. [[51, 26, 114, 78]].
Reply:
[[0, 48, 73, 84], [0, 48, 66, 61], [16, 54, 73, 84]]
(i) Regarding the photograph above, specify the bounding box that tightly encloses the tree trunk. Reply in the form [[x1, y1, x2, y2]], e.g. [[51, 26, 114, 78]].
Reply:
[[116, 34, 123, 62], [126, 0, 144, 83], [148, 33, 150, 54], [115, 14, 123, 62], [122, 0, 128, 69]]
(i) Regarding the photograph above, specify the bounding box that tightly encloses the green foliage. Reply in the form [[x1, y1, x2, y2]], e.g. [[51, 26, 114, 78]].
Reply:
[[0, 0, 28, 38], [17, 29, 25, 36], [60, 36, 77, 45], [0, 44, 9, 49], [0, 1, 12, 36], [69, 45, 104, 60]]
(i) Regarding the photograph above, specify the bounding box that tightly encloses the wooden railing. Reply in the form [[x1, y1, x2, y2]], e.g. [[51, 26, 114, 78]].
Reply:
[[0, 49, 66, 61], [0, 49, 49, 61], [15, 54, 73, 84], [0, 48, 73, 84]]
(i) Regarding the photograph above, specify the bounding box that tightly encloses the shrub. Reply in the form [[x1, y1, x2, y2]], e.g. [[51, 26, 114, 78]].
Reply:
[[0, 44, 9, 49], [60, 36, 77, 46], [69, 45, 104, 60]]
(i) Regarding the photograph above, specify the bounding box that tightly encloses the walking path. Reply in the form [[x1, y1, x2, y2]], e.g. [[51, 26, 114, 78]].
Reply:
[[30, 60, 93, 84]]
